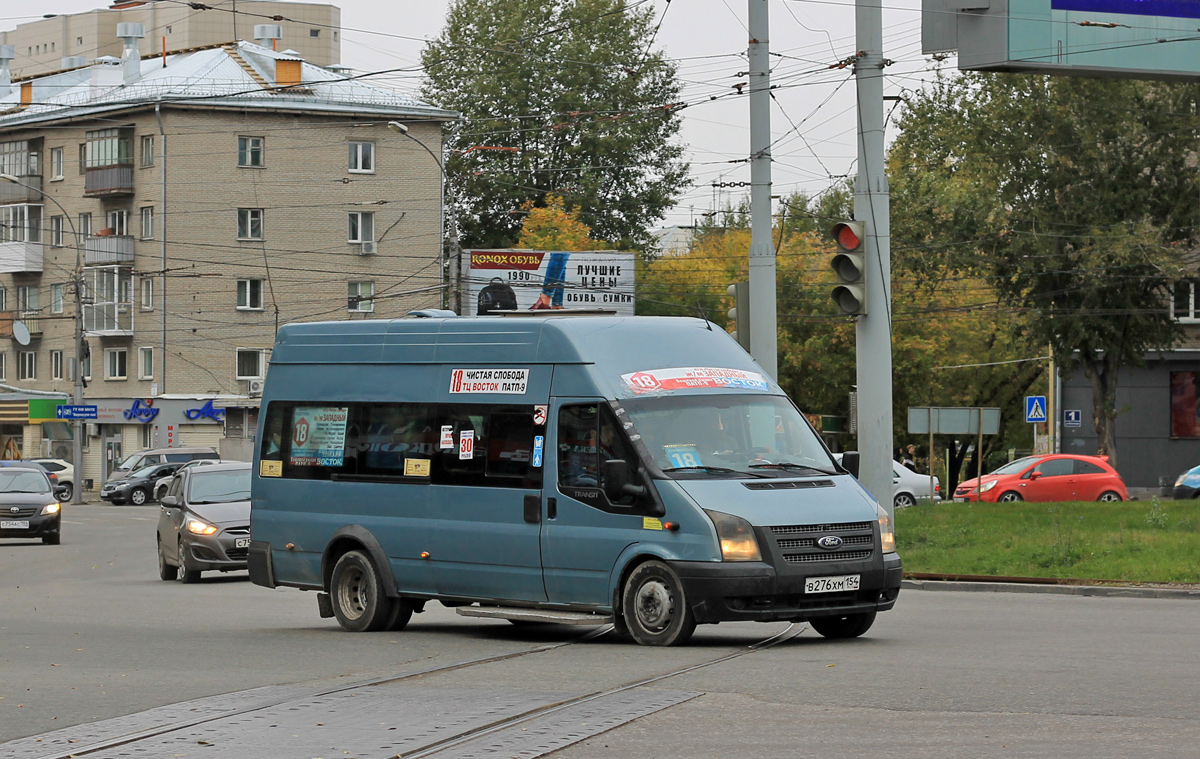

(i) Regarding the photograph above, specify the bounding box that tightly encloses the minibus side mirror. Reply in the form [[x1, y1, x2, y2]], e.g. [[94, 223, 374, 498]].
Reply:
[[840, 451, 860, 478], [602, 459, 646, 501]]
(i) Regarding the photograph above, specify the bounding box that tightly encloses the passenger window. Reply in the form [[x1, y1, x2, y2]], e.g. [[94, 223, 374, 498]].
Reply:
[[259, 402, 356, 480], [487, 412, 534, 479], [439, 410, 487, 478], [1074, 460, 1105, 475], [358, 403, 436, 477], [261, 402, 285, 462], [1034, 459, 1073, 478]]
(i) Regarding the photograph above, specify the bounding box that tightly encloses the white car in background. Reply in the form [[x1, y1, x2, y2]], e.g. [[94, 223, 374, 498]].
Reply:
[[28, 458, 75, 502], [154, 458, 225, 501], [834, 453, 941, 509]]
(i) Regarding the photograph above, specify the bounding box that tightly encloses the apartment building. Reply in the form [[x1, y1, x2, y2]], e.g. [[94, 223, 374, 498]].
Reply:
[[2, 0, 340, 79], [0, 27, 455, 488]]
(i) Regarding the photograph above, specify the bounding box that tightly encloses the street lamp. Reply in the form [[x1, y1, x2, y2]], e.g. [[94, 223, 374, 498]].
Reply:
[[387, 121, 462, 312], [1, 172, 87, 505]]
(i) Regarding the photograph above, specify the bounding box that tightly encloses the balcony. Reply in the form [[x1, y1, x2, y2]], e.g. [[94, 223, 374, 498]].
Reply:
[[85, 235, 135, 265], [0, 240, 43, 274], [0, 175, 42, 204], [83, 302, 133, 337], [0, 311, 42, 341], [84, 165, 134, 197], [83, 265, 134, 337]]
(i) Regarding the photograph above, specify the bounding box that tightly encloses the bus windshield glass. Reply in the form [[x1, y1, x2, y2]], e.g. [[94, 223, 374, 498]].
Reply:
[[621, 394, 835, 478]]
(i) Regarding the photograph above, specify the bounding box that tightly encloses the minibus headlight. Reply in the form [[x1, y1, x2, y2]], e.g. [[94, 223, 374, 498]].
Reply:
[[876, 503, 896, 554], [704, 509, 761, 562]]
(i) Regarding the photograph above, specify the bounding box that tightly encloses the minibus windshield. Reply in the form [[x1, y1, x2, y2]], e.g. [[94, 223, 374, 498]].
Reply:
[[622, 394, 836, 478]]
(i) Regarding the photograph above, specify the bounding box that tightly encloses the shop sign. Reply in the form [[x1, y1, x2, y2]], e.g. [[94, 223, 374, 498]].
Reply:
[[123, 399, 160, 423], [185, 400, 226, 422]]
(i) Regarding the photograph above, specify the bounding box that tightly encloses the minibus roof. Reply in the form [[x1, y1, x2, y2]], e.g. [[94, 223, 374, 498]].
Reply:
[[270, 315, 783, 399]]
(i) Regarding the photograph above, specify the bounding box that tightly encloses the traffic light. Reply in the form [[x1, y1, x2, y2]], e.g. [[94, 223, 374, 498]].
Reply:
[[830, 220, 867, 315], [727, 281, 751, 351]]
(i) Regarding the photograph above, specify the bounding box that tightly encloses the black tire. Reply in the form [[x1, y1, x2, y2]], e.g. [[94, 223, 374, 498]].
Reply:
[[329, 550, 394, 632], [384, 598, 415, 631], [129, 488, 148, 506], [810, 611, 877, 639], [59, 482, 73, 501], [155, 486, 167, 501], [620, 560, 696, 646], [177, 539, 202, 583], [894, 492, 917, 509], [1098, 491, 1122, 502], [42, 533, 60, 545], [998, 491, 1023, 503], [157, 539, 175, 581]]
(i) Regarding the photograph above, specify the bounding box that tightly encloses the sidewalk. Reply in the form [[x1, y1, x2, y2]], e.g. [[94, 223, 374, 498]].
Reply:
[[902, 578, 1200, 600]]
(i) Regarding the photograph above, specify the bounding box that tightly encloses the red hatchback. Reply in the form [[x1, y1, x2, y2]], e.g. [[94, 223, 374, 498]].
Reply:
[[954, 454, 1127, 503]]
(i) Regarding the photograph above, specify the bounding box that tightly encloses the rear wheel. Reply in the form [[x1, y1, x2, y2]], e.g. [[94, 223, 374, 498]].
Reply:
[[998, 491, 1023, 503], [620, 560, 696, 646], [177, 539, 202, 583], [810, 611, 876, 639], [157, 539, 174, 580], [330, 550, 394, 632], [1098, 491, 1122, 502], [894, 492, 916, 509]]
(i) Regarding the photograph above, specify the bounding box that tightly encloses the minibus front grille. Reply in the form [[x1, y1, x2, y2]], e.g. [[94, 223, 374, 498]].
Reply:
[[770, 521, 872, 535], [775, 534, 873, 550], [743, 479, 834, 491], [783, 550, 872, 564]]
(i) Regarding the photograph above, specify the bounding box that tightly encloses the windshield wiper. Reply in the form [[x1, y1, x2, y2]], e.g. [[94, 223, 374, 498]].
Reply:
[[747, 462, 835, 474], [661, 465, 737, 473]]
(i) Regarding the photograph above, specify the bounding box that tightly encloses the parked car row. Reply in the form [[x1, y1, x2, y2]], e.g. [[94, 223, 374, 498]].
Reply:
[[100, 447, 220, 505]]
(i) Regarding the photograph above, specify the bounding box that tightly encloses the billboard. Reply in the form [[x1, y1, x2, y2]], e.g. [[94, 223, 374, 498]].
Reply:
[[466, 249, 636, 316], [922, 0, 1200, 81]]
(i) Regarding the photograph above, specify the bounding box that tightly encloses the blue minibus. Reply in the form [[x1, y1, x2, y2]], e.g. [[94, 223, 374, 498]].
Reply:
[[249, 314, 901, 645]]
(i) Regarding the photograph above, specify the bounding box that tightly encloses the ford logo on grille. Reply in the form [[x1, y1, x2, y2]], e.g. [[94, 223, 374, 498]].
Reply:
[[816, 535, 843, 550]]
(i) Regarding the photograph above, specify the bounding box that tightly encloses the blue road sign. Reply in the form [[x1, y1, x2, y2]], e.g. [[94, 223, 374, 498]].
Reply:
[[1064, 409, 1082, 428], [1025, 396, 1048, 424], [55, 405, 98, 420]]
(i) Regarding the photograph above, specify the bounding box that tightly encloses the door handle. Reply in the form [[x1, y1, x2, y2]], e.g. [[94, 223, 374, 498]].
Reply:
[[547, 497, 557, 520], [523, 494, 540, 524]]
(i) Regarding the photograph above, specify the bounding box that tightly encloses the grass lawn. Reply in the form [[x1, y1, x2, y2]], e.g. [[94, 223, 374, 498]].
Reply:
[[895, 498, 1200, 583]]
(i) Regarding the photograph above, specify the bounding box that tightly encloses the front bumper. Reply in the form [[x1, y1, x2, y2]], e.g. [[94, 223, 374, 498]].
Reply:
[[181, 528, 250, 572], [1173, 486, 1198, 500], [0, 512, 61, 539], [670, 552, 902, 624]]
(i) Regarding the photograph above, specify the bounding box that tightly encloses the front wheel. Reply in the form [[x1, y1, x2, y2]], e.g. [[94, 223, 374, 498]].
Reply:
[[177, 539, 202, 583], [620, 560, 696, 646], [810, 611, 876, 639], [129, 488, 148, 506], [894, 492, 916, 509], [42, 533, 60, 545], [998, 491, 1023, 503], [330, 550, 394, 632], [1098, 491, 1123, 502], [59, 483, 73, 501]]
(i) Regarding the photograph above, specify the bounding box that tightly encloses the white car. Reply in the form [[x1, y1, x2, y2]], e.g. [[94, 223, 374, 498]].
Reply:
[[154, 458, 225, 501], [28, 458, 75, 501], [834, 453, 941, 509]]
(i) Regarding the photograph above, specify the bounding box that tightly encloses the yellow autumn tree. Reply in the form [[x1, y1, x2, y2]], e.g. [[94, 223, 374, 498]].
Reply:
[[516, 194, 609, 251]]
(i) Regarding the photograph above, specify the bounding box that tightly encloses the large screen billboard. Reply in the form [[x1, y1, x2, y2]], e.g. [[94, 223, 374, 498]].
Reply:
[[466, 249, 636, 316]]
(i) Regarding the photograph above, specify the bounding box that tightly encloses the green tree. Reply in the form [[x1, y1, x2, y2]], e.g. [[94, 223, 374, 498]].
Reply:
[[422, 0, 690, 252], [889, 73, 1198, 466]]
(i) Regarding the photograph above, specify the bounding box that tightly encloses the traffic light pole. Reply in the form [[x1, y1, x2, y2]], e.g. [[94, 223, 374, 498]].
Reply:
[[747, 0, 778, 380], [853, 0, 896, 519]]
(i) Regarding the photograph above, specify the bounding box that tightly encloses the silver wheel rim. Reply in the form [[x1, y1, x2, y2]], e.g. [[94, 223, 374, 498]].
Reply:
[[177, 541, 187, 580], [1001, 493, 1018, 502], [158, 543, 165, 574], [337, 565, 369, 621], [131, 490, 146, 505], [1101, 492, 1118, 501], [896, 494, 914, 508], [634, 578, 674, 632]]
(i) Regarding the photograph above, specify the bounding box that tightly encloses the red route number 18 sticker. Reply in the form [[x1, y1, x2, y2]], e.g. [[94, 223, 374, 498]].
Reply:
[[626, 372, 662, 392], [459, 430, 475, 460]]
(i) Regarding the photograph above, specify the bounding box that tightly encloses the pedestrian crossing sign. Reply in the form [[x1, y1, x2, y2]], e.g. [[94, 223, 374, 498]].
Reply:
[[1025, 396, 1047, 424]]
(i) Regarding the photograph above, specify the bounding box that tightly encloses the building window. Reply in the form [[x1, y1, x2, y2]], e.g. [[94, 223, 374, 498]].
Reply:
[[51, 350, 63, 380], [348, 281, 374, 313], [0, 140, 36, 176], [1173, 281, 1200, 323], [348, 141, 374, 173], [237, 208, 264, 240], [238, 136, 264, 167], [106, 209, 129, 236], [51, 215, 65, 247], [140, 424, 153, 448], [348, 211, 374, 243], [81, 348, 90, 381], [140, 278, 153, 310], [84, 128, 132, 168], [78, 213, 92, 238], [82, 267, 134, 334], [0, 353, 6, 381], [0, 287, 7, 310], [16, 285, 37, 314], [140, 206, 154, 239], [50, 147, 64, 180], [139, 347, 154, 380], [105, 348, 127, 380], [310, 28, 321, 37], [140, 135, 154, 167], [236, 348, 265, 380], [51, 284, 63, 314], [237, 279, 264, 310], [165, 26, 172, 34], [18, 351, 36, 381], [0, 204, 41, 243]]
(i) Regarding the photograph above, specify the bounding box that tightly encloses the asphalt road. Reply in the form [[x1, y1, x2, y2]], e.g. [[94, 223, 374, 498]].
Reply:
[[2, 503, 1198, 757]]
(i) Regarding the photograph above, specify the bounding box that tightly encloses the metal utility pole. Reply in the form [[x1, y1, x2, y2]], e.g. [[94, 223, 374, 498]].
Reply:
[[747, 0, 777, 379], [853, 0, 895, 517]]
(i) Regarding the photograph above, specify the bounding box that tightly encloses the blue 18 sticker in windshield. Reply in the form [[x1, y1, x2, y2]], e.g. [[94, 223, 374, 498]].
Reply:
[[663, 444, 703, 469]]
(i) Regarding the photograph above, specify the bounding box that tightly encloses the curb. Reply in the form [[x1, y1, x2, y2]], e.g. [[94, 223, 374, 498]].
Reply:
[[901, 578, 1200, 600]]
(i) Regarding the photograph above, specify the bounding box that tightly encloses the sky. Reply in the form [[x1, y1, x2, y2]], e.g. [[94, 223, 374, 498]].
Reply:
[[7, 0, 937, 229]]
